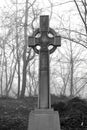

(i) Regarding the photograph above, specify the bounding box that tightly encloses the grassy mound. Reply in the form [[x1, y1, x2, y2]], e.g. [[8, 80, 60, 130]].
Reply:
[[0, 97, 37, 130], [52, 96, 87, 130], [0, 96, 87, 130]]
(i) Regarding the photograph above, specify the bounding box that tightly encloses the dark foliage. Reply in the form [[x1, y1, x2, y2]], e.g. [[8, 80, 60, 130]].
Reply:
[[52, 96, 87, 130], [0, 95, 87, 130], [0, 97, 37, 130]]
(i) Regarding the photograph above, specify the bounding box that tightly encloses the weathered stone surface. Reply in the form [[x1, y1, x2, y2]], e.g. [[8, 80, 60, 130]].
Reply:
[[28, 15, 61, 109], [28, 109, 60, 130], [28, 15, 61, 130]]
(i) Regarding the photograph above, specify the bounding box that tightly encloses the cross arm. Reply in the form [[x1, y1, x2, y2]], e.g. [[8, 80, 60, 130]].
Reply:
[[28, 36, 40, 48], [48, 35, 61, 47], [54, 35, 61, 46]]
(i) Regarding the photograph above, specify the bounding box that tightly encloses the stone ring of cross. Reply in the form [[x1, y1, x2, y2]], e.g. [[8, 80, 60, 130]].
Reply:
[[29, 28, 61, 54]]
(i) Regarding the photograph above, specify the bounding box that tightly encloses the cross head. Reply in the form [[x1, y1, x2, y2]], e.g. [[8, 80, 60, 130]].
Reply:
[[28, 15, 61, 54]]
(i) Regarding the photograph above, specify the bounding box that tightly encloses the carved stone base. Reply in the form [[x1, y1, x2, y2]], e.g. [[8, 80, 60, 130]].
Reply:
[[27, 109, 60, 130]]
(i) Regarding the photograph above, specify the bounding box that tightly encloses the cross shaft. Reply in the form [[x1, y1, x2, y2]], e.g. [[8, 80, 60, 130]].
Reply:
[[28, 15, 61, 109]]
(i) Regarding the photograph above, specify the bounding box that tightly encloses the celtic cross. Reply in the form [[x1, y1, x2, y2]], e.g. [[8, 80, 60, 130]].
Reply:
[[28, 15, 61, 109]]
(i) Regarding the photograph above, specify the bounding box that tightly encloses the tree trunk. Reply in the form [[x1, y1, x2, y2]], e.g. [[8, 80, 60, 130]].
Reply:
[[21, 0, 28, 98], [7, 62, 17, 95], [0, 52, 3, 96], [16, 0, 21, 98], [5, 59, 8, 97], [70, 41, 74, 97]]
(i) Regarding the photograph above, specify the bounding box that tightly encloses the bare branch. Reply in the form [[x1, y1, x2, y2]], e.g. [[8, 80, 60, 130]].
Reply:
[[73, 0, 85, 25]]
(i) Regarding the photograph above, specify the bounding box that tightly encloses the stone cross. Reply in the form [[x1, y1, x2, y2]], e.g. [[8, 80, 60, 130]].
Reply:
[[28, 15, 61, 109]]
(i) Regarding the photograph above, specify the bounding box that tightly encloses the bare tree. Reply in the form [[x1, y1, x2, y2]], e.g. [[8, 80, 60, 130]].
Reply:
[[73, 0, 87, 34], [15, 0, 21, 98], [20, 0, 28, 98]]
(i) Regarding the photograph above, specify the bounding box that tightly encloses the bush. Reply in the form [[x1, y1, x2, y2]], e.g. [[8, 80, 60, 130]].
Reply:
[[52, 96, 87, 130]]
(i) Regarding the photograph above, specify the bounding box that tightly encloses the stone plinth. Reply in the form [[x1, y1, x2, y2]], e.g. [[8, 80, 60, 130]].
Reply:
[[28, 109, 60, 130]]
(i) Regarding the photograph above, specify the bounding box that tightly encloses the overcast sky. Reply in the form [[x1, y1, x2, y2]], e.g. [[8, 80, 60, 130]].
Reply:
[[0, 0, 87, 97], [0, 0, 81, 26]]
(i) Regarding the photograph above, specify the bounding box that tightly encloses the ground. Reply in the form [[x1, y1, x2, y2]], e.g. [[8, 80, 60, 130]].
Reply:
[[0, 95, 87, 130], [0, 96, 37, 130]]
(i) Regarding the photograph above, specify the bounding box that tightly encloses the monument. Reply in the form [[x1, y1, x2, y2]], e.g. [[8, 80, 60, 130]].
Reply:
[[28, 15, 61, 130]]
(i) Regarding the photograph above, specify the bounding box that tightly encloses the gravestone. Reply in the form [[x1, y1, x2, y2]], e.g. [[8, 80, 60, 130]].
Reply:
[[28, 15, 61, 130]]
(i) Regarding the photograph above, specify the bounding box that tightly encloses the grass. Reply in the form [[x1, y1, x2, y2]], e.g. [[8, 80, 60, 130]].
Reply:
[[0, 95, 87, 130], [0, 96, 37, 130]]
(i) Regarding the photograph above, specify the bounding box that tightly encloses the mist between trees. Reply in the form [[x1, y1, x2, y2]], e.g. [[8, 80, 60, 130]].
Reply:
[[0, 0, 87, 98]]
